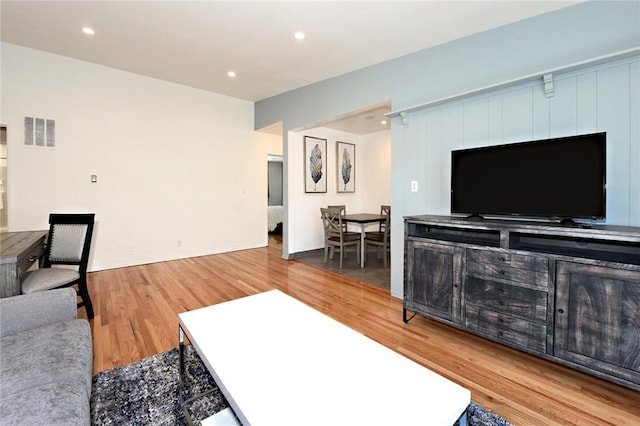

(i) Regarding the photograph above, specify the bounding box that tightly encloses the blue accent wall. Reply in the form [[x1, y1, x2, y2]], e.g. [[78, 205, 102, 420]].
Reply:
[[254, 1, 640, 297], [256, 2, 639, 130]]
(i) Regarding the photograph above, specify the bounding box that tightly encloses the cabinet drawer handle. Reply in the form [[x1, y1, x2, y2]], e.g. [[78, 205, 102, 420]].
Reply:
[[558, 309, 564, 314], [499, 270, 505, 275], [498, 301, 504, 306], [27, 256, 39, 263], [498, 318, 504, 324], [500, 256, 506, 262], [498, 331, 504, 337], [499, 288, 505, 293]]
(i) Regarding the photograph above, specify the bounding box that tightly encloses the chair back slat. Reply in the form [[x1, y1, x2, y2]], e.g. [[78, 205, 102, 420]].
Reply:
[[321, 207, 345, 241], [49, 224, 88, 262], [327, 205, 348, 232], [328, 205, 346, 215], [43, 214, 95, 272], [380, 205, 391, 234]]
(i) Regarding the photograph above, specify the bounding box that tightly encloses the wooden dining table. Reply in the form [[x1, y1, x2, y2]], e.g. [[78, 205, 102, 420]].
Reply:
[[342, 213, 386, 268]]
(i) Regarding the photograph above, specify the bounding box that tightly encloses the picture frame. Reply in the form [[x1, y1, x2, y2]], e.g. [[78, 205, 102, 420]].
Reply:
[[304, 136, 327, 193], [336, 141, 355, 193]]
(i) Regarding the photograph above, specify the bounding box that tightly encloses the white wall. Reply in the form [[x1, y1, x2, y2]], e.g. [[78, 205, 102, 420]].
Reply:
[[287, 127, 390, 254], [1, 43, 282, 271], [359, 130, 392, 214]]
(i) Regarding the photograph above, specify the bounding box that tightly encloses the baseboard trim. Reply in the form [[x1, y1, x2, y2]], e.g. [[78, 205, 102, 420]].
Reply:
[[289, 248, 323, 260]]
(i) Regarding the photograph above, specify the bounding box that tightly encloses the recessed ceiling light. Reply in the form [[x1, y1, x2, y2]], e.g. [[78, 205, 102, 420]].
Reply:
[[227, 71, 236, 78], [381, 120, 388, 125], [82, 27, 95, 35], [293, 31, 305, 40]]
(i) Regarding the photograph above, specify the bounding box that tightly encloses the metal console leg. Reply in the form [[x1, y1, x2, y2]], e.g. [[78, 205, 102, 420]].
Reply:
[[178, 325, 221, 425], [403, 307, 416, 323], [456, 407, 468, 426], [178, 326, 194, 426]]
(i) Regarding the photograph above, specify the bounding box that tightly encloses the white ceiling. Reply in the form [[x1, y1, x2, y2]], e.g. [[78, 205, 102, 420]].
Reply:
[[1, 1, 579, 134]]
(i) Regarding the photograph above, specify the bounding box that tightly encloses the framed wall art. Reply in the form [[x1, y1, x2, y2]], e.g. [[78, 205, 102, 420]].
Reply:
[[304, 136, 327, 193], [336, 141, 355, 193]]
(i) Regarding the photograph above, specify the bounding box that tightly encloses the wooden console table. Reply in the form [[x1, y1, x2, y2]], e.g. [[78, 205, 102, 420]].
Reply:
[[0, 231, 47, 298], [404, 215, 640, 391]]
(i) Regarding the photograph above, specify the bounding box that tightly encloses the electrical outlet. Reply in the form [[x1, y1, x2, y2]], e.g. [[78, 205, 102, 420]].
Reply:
[[90, 175, 97, 183], [411, 181, 418, 192]]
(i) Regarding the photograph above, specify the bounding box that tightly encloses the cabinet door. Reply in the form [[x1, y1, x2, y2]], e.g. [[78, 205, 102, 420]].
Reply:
[[555, 261, 640, 385], [405, 240, 462, 324]]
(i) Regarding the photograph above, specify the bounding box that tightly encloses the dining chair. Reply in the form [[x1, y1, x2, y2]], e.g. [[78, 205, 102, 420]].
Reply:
[[327, 205, 346, 215], [327, 204, 348, 231], [329, 204, 355, 234], [365, 205, 391, 267], [21, 213, 96, 319], [380, 205, 390, 230], [320, 207, 360, 268]]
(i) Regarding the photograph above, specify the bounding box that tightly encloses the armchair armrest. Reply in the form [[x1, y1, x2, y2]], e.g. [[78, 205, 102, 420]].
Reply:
[[0, 288, 78, 338]]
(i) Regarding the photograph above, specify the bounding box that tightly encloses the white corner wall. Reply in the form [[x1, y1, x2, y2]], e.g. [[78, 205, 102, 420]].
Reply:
[[359, 130, 392, 214], [1, 43, 282, 271], [286, 127, 390, 254]]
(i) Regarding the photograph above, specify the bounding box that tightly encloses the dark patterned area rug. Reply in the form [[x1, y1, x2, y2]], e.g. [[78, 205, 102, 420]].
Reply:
[[91, 345, 513, 425]]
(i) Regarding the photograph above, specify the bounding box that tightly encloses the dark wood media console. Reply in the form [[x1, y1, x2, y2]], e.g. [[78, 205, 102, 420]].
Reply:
[[403, 215, 640, 391]]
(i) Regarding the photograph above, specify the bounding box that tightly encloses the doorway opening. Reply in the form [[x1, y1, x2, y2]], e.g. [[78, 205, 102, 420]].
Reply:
[[267, 154, 283, 248], [1, 126, 7, 231]]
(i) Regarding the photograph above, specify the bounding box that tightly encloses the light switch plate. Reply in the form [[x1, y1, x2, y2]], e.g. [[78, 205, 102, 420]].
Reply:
[[411, 181, 418, 192], [91, 175, 97, 183]]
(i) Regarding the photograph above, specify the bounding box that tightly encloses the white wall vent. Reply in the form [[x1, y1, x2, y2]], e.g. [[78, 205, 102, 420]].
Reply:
[[24, 116, 55, 147]]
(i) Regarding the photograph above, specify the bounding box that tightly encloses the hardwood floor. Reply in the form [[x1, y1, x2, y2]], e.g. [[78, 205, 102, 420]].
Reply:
[[83, 244, 639, 425]]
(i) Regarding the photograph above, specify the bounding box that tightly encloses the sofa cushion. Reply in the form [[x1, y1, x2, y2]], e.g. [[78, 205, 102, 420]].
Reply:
[[0, 382, 89, 425], [0, 319, 92, 399], [0, 289, 77, 338]]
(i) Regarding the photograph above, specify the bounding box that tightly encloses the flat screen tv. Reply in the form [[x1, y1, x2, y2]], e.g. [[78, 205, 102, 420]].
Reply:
[[450, 132, 606, 223]]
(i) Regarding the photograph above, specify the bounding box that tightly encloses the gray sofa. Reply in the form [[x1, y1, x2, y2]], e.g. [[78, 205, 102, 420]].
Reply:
[[0, 288, 92, 425]]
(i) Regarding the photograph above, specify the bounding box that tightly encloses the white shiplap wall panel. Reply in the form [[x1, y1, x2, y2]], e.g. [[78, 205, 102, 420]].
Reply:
[[576, 72, 598, 135], [425, 109, 444, 214], [488, 94, 503, 145], [532, 85, 550, 141], [441, 105, 464, 211], [628, 61, 640, 226], [550, 76, 578, 138], [598, 64, 631, 225], [408, 56, 638, 225], [463, 99, 489, 149], [502, 86, 534, 143], [403, 108, 425, 216], [414, 111, 431, 215]]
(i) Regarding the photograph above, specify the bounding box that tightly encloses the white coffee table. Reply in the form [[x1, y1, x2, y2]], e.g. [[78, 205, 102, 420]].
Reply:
[[179, 290, 470, 425]]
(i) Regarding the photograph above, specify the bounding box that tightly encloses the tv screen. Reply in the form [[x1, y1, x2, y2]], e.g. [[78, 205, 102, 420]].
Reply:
[[450, 132, 606, 221]]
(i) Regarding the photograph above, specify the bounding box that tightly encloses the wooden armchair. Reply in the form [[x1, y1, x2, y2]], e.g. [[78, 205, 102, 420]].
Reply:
[[21, 213, 96, 319]]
